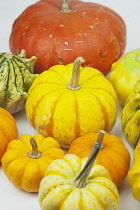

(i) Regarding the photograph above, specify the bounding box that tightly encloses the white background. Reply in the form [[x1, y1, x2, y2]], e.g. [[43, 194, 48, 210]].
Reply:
[[0, 0, 140, 209]]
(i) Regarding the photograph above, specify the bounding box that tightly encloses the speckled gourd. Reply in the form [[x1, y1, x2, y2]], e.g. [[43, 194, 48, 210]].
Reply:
[[0, 50, 38, 114], [121, 79, 140, 148]]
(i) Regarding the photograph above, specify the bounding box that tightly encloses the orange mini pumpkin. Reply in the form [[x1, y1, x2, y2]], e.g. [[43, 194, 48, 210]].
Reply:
[[2, 133, 64, 192], [68, 132, 130, 187], [0, 108, 18, 161]]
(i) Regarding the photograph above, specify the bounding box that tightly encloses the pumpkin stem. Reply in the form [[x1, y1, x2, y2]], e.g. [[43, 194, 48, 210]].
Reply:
[[4, 52, 13, 60], [67, 57, 85, 90], [61, 0, 71, 13], [28, 137, 42, 159], [74, 130, 106, 188]]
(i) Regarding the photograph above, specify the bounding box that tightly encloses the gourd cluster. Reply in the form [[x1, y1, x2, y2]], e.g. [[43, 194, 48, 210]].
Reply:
[[1, 0, 140, 209]]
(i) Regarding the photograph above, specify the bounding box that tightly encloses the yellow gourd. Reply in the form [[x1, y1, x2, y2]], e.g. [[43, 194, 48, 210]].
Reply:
[[109, 48, 140, 105], [26, 57, 117, 148], [39, 131, 119, 210], [1, 133, 64, 192], [128, 140, 140, 202], [121, 79, 140, 148]]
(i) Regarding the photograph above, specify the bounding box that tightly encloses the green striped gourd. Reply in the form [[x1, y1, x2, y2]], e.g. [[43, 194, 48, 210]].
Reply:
[[121, 79, 140, 148], [0, 50, 38, 114]]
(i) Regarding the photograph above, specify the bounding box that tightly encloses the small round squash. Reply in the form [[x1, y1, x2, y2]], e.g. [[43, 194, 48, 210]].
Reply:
[[109, 48, 140, 105], [39, 131, 119, 210], [68, 132, 130, 187], [0, 107, 18, 161], [1, 133, 64, 192], [26, 57, 117, 148], [0, 50, 37, 114]]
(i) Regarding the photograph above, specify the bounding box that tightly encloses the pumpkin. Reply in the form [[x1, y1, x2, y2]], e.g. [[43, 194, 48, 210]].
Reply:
[[0, 108, 18, 161], [68, 131, 130, 187], [121, 79, 140, 148], [26, 57, 117, 148], [9, 0, 126, 75], [109, 48, 140, 105], [128, 140, 140, 202], [1, 133, 64, 192], [39, 130, 119, 210], [0, 49, 38, 114]]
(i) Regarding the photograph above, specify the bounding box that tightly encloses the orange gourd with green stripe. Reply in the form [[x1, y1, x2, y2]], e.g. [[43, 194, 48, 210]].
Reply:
[[26, 57, 117, 148]]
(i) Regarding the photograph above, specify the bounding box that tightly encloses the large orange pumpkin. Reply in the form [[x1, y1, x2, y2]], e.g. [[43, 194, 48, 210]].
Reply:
[[9, 0, 126, 75], [68, 132, 130, 187]]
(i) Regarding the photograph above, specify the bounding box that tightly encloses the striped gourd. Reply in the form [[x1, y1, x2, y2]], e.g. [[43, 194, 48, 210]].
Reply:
[[39, 131, 119, 210], [121, 79, 140, 148], [0, 50, 38, 114], [26, 57, 117, 148]]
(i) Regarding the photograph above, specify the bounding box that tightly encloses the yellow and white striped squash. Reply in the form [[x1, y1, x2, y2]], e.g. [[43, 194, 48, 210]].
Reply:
[[39, 154, 119, 210]]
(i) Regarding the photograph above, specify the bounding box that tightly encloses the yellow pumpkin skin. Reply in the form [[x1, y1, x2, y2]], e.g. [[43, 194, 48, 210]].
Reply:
[[39, 154, 119, 210], [121, 79, 140, 148], [109, 48, 140, 105], [0, 108, 18, 161], [26, 62, 117, 148], [68, 132, 130, 187], [128, 141, 140, 202], [1, 133, 64, 192]]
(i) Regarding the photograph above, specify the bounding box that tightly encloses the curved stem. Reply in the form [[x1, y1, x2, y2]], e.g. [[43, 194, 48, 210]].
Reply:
[[28, 137, 42, 159], [74, 130, 106, 188], [67, 57, 85, 90], [61, 0, 71, 13]]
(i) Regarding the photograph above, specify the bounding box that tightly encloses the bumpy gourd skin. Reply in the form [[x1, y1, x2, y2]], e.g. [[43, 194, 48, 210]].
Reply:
[[39, 154, 119, 210], [109, 48, 140, 105], [26, 63, 117, 148], [128, 141, 140, 202], [121, 79, 140, 148], [0, 50, 38, 114]]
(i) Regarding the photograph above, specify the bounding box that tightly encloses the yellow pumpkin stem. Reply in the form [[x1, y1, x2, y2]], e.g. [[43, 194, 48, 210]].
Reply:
[[28, 137, 42, 159], [67, 57, 85, 90], [74, 130, 106, 188], [61, 0, 71, 13]]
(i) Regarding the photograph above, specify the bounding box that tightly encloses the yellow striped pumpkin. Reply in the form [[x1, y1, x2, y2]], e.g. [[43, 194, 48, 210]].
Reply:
[[26, 57, 117, 148], [39, 131, 119, 210]]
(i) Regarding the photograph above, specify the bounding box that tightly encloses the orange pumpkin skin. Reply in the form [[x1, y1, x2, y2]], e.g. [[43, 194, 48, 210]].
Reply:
[[9, 0, 126, 75], [0, 108, 18, 161], [2, 134, 64, 192], [68, 132, 130, 187]]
